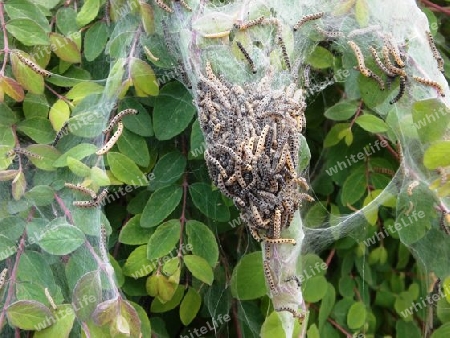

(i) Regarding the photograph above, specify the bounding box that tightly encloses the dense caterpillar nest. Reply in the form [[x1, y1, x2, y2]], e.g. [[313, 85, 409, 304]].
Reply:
[[197, 62, 312, 245]]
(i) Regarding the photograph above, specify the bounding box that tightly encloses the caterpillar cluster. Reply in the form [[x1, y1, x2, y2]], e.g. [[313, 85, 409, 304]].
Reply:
[[11, 50, 51, 78], [97, 121, 124, 155], [73, 188, 108, 208], [197, 63, 312, 250]]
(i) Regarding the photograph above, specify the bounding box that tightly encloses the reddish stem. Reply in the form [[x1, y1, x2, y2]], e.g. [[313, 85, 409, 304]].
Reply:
[[0, 1, 8, 76], [420, 0, 450, 15]]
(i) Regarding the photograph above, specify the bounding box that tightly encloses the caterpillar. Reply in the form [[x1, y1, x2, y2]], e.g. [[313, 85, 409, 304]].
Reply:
[[6, 148, 43, 160], [405, 201, 414, 216], [426, 31, 445, 73], [373, 167, 395, 176], [236, 41, 257, 74], [348, 41, 368, 75], [315, 25, 343, 39], [251, 205, 270, 229], [382, 46, 407, 77], [99, 224, 108, 261], [73, 200, 97, 208], [369, 46, 396, 77], [413, 76, 445, 97], [407, 180, 419, 196], [293, 12, 324, 31], [103, 109, 138, 134], [273, 208, 281, 238], [275, 307, 303, 319], [279, 38, 291, 70], [0, 268, 7, 290], [51, 121, 69, 146], [11, 50, 52, 77], [383, 36, 405, 68], [389, 76, 406, 104], [285, 275, 301, 288], [369, 71, 385, 91], [303, 64, 311, 87], [264, 237, 296, 245], [234, 16, 265, 30], [93, 188, 109, 207], [64, 183, 97, 199], [263, 260, 277, 292], [436, 167, 448, 186], [176, 0, 192, 11], [155, 0, 173, 13], [249, 227, 262, 242], [143, 46, 159, 62], [96, 121, 124, 155], [264, 242, 272, 260], [44, 288, 57, 311]]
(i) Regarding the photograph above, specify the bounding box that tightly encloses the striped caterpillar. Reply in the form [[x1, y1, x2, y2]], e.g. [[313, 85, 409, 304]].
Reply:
[[103, 109, 138, 134], [348, 41, 384, 89], [369, 46, 396, 77], [99, 224, 109, 262], [64, 183, 97, 199], [97, 121, 124, 155], [263, 260, 276, 292], [44, 288, 57, 311], [383, 36, 405, 68], [143, 46, 159, 62], [407, 181, 419, 196], [155, 0, 173, 13], [6, 148, 43, 160], [0, 268, 7, 290], [389, 76, 407, 104], [426, 31, 445, 73], [236, 41, 257, 74], [11, 50, 52, 77], [73, 188, 108, 208], [51, 121, 69, 147], [315, 25, 343, 39], [176, 0, 192, 11], [382, 46, 407, 77], [234, 16, 265, 30], [275, 307, 303, 319], [413, 76, 445, 97], [293, 12, 324, 31], [264, 237, 296, 245]]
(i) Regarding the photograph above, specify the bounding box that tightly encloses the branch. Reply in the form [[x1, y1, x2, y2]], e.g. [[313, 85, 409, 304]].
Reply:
[[420, 0, 450, 16], [0, 1, 8, 76]]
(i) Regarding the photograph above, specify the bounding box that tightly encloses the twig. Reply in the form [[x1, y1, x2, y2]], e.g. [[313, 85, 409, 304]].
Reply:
[[375, 134, 399, 161], [420, 0, 450, 16], [0, 1, 9, 76], [325, 248, 335, 267]]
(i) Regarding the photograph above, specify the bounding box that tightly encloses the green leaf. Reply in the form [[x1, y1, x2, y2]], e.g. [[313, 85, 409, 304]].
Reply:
[[76, 0, 100, 27], [231, 252, 266, 300], [324, 101, 358, 121], [84, 21, 109, 61], [140, 2, 155, 34], [33, 304, 76, 338], [27, 144, 61, 171], [49, 99, 70, 131], [0, 235, 17, 259], [151, 285, 184, 313], [119, 214, 154, 245], [396, 320, 422, 338], [355, 114, 389, 133], [149, 151, 186, 191], [66, 82, 104, 104], [355, 0, 369, 27], [0, 103, 18, 126], [38, 225, 85, 255], [186, 220, 218, 267], [72, 271, 102, 321], [319, 283, 336, 330], [56, 7, 79, 35], [432, 322, 450, 338], [5, 0, 50, 32], [6, 300, 54, 330], [67, 157, 91, 177], [424, 141, 450, 169], [180, 288, 201, 325], [107, 152, 148, 185], [147, 219, 180, 260], [141, 185, 182, 228], [412, 99, 450, 144], [261, 311, 285, 338], [8, 52, 44, 94], [123, 245, 156, 278], [153, 82, 196, 140], [189, 119, 206, 159], [341, 170, 366, 205], [53, 144, 97, 167], [189, 182, 230, 222], [307, 46, 334, 69], [118, 98, 153, 137], [183, 255, 214, 285], [16, 118, 54, 143], [303, 275, 328, 302], [130, 57, 159, 97], [307, 324, 320, 338], [49, 33, 81, 63], [24, 185, 54, 206], [24, 94, 48, 119], [324, 123, 350, 148], [6, 18, 50, 45], [117, 128, 150, 167], [347, 301, 367, 329]]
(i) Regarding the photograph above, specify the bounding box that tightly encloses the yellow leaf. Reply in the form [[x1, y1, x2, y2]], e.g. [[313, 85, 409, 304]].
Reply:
[[49, 99, 71, 131], [10, 52, 44, 94], [0, 76, 24, 102], [130, 57, 159, 97], [49, 33, 81, 63]]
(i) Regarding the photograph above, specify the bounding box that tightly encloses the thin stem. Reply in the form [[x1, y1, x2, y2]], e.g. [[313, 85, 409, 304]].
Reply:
[[54, 193, 73, 223], [325, 248, 335, 267], [349, 100, 364, 128], [126, 25, 142, 76], [178, 136, 189, 257], [0, 1, 9, 76], [0, 238, 26, 329], [375, 134, 400, 162], [420, 0, 450, 16], [45, 84, 72, 105]]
